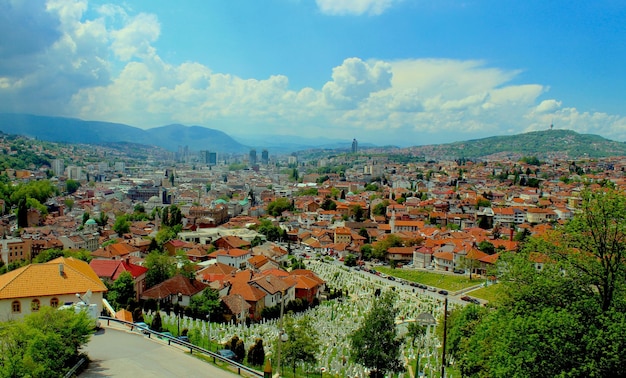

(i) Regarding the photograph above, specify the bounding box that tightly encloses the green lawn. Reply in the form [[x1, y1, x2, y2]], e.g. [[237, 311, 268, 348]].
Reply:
[[375, 267, 482, 292], [467, 283, 503, 302]]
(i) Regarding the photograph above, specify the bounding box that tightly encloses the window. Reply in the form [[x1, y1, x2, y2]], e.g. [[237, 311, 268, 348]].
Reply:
[[50, 297, 59, 308], [12, 300, 20, 313], [31, 299, 40, 312]]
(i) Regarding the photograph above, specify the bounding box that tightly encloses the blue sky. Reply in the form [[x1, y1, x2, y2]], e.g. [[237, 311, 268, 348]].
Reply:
[[1, 0, 625, 146]]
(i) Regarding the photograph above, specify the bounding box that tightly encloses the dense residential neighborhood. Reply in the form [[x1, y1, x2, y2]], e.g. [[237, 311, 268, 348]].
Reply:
[[2, 133, 626, 376]]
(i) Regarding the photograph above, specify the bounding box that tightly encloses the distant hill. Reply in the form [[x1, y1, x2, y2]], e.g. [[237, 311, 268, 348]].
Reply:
[[0, 114, 248, 153], [405, 129, 626, 159]]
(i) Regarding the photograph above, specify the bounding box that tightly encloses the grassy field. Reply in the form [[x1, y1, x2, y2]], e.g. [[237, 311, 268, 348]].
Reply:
[[375, 267, 483, 292], [467, 283, 503, 302]]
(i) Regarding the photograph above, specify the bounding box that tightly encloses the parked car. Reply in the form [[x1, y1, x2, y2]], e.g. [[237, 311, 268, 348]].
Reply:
[[470, 298, 481, 305], [427, 286, 436, 292], [460, 295, 471, 302], [438, 290, 449, 295], [218, 349, 238, 361], [177, 335, 190, 343], [133, 322, 150, 334], [158, 331, 174, 339], [453, 269, 464, 274]]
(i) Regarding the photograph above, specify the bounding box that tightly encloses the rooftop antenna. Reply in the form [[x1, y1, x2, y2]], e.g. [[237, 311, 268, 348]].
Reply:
[[550, 118, 554, 130]]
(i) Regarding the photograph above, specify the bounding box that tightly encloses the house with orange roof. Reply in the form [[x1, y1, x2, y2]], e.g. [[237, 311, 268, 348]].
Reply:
[[225, 270, 267, 321], [0, 257, 107, 321], [215, 248, 251, 269], [214, 235, 251, 250], [196, 262, 237, 284], [250, 274, 294, 309], [288, 269, 326, 304], [140, 274, 208, 307], [386, 247, 416, 264], [91, 241, 140, 260]]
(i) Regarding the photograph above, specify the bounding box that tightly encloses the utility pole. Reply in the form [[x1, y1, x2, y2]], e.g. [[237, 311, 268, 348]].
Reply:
[[441, 297, 448, 378]]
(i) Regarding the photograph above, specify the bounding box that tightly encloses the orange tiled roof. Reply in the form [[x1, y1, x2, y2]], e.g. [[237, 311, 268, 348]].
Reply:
[[0, 257, 107, 300]]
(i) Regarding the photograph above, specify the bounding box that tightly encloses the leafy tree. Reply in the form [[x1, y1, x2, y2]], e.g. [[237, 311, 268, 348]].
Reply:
[[344, 254, 357, 267], [151, 311, 163, 332], [189, 288, 221, 319], [358, 227, 369, 241], [95, 212, 109, 227], [281, 315, 319, 376], [267, 198, 292, 216], [145, 251, 174, 288], [558, 187, 626, 311], [65, 179, 80, 194], [372, 234, 403, 261], [372, 200, 389, 216], [320, 198, 337, 211], [155, 225, 180, 246], [64, 198, 75, 211], [448, 188, 626, 377], [360, 244, 373, 260], [0, 306, 94, 377], [350, 290, 405, 378], [225, 335, 245, 362], [350, 204, 365, 222], [477, 240, 495, 255], [108, 271, 136, 310], [113, 215, 131, 236], [247, 338, 265, 367], [257, 219, 284, 242], [16, 198, 28, 228]]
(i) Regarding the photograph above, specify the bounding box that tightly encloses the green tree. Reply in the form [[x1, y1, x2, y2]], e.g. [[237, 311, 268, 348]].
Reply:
[[477, 240, 495, 255], [64, 198, 75, 211], [344, 254, 357, 267], [350, 204, 365, 222], [145, 251, 174, 288], [281, 315, 319, 376], [65, 179, 81, 194], [16, 198, 28, 228], [350, 290, 405, 378], [559, 187, 626, 311], [360, 244, 373, 260], [108, 271, 136, 310], [266, 198, 292, 216], [320, 198, 337, 211], [372, 234, 403, 261], [247, 338, 265, 367], [0, 306, 94, 377], [113, 215, 131, 236], [189, 288, 221, 318], [372, 200, 389, 216]]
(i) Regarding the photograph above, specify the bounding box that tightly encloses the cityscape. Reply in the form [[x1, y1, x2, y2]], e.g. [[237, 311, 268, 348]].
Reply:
[[1, 1, 626, 377]]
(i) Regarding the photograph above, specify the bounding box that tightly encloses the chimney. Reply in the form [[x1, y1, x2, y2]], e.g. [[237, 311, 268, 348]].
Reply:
[[59, 263, 64, 276]]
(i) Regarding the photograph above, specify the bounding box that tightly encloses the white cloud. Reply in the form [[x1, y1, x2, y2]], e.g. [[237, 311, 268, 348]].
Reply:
[[1, 0, 626, 147], [322, 58, 392, 109], [316, 0, 400, 16], [110, 13, 160, 61]]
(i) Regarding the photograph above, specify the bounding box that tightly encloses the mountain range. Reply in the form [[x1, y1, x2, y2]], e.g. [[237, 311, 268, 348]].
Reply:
[[1, 113, 625, 159]]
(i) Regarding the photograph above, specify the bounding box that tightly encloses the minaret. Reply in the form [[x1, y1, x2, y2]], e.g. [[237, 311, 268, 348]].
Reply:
[[390, 210, 396, 234]]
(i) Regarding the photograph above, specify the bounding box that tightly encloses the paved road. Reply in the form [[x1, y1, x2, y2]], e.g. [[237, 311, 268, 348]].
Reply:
[[82, 327, 239, 378]]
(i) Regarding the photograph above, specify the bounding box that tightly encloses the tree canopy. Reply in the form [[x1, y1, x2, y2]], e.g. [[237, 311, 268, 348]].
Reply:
[[446, 187, 626, 377], [350, 290, 405, 378], [0, 306, 94, 377]]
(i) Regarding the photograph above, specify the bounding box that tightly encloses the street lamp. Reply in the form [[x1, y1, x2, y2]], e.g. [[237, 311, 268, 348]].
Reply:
[[177, 292, 182, 336]]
